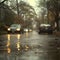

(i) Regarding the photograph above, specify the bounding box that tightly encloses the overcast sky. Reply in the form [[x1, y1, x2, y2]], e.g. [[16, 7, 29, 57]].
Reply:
[[18, 0, 39, 14], [4, 0, 40, 15]]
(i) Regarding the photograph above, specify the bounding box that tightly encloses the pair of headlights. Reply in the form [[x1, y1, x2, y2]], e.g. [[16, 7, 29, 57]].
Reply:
[[8, 28, 20, 31]]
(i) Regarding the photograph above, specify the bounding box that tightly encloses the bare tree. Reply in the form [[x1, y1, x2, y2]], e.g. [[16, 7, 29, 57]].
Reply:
[[46, 0, 60, 30], [0, 0, 7, 4]]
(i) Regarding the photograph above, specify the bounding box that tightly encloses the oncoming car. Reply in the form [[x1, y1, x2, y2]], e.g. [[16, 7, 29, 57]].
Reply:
[[38, 24, 53, 34], [24, 28, 32, 32], [7, 24, 22, 33]]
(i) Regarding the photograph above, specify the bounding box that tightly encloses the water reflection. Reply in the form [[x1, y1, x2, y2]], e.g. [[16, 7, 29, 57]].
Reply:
[[16, 42, 20, 51], [7, 34, 10, 41], [17, 34, 21, 40], [7, 34, 11, 47], [25, 45, 29, 51], [7, 47, 11, 54], [16, 34, 21, 51], [6, 41, 10, 47], [7, 34, 11, 54], [25, 32, 29, 38]]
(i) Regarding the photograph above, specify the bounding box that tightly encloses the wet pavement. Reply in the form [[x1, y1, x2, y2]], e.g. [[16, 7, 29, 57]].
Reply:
[[0, 31, 60, 60]]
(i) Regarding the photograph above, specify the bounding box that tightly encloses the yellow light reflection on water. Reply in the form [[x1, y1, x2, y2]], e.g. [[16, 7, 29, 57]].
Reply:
[[26, 32, 29, 38], [7, 47, 11, 54], [7, 34, 10, 41], [25, 45, 29, 49], [16, 34, 21, 51], [17, 34, 21, 40], [6, 41, 10, 47], [7, 34, 11, 47], [7, 34, 11, 54], [16, 41, 20, 51], [25, 45, 29, 51]]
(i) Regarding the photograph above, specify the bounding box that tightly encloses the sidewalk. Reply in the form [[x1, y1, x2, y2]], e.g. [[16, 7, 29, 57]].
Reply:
[[53, 31, 60, 37]]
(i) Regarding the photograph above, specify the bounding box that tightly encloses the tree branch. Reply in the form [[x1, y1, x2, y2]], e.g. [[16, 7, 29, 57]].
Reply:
[[0, 0, 7, 5]]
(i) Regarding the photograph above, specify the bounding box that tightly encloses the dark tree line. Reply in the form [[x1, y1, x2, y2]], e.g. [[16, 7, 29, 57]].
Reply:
[[0, 0, 36, 29], [46, 0, 60, 30], [0, 0, 16, 26], [37, 0, 60, 30]]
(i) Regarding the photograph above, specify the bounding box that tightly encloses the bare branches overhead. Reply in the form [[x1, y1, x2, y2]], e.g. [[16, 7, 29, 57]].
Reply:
[[0, 0, 7, 5]]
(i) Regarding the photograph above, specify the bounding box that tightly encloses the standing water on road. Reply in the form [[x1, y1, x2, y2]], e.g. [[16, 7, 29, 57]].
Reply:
[[0, 31, 60, 60]]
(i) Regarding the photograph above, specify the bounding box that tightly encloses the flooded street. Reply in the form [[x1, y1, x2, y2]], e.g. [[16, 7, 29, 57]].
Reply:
[[0, 31, 60, 60], [0, 0, 60, 60]]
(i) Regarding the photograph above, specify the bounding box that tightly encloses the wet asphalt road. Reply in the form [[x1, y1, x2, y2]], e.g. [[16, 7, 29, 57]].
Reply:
[[0, 31, 60, 60]]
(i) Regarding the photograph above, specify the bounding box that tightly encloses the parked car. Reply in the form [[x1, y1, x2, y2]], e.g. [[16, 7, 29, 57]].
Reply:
[[38, 24, 53, 34], [7, 24, 24, 33]]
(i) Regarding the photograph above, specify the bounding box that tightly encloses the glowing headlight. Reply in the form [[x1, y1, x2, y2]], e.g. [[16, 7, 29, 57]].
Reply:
[[8, 28, 10, 31], [26, 29, 28, 32], [24, 29, 28, 32], [16, 28, 20, 31]]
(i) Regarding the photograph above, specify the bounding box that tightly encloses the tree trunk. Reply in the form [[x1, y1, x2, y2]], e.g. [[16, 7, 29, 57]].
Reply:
[[55, 12, 59, 31]]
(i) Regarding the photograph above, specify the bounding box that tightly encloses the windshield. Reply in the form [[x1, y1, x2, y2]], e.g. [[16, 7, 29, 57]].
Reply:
[[40, 24, 51, 27], [11, 24, 21, 28]]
